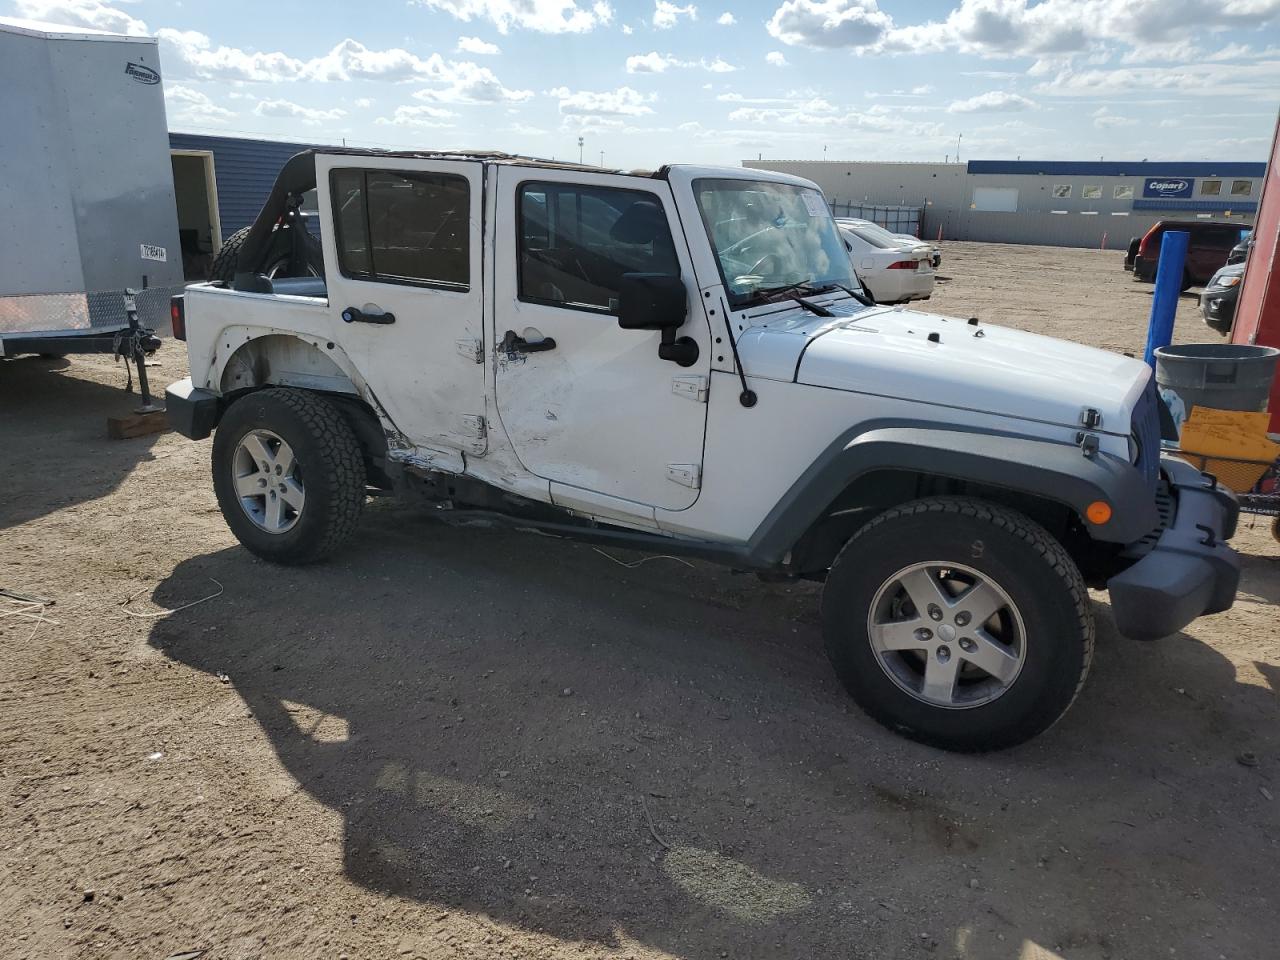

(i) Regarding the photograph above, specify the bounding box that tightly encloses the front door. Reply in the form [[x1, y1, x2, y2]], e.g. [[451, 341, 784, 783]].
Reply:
[[317, 154, 486, 457], [491, 167, 711, 514]]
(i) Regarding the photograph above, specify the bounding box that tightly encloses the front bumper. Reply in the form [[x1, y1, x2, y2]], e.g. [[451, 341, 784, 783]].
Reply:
[[1107, 456, 1240, 640], [1199, 289, 1237, 330], [165, 377, 220, 440]]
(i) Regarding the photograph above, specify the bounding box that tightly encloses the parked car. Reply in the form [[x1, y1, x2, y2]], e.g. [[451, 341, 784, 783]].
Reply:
[[840, 217, 942, 268], [837, 221, 935, 304], [1200, 263, 1244, 333], [165, 151, 1239, 753], [1227, 231, 1253, 265], [1130, 220, 1248, 289]]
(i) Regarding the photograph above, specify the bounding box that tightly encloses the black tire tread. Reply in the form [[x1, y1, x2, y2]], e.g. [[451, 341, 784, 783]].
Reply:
[[208, 226, 250, 283], [215, 388, 365, 564], [826, 496, 1095, 751]]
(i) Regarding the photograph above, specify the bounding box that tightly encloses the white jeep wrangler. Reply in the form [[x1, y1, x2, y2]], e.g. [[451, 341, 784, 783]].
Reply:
[[166, 150, 1240, 751]]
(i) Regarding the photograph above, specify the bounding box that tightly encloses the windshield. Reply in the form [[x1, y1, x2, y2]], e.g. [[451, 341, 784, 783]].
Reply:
[[695, 178, 858, 306]]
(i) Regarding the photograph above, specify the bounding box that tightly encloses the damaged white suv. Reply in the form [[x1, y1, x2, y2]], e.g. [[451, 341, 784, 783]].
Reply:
[[166, 150, 1239, 751]]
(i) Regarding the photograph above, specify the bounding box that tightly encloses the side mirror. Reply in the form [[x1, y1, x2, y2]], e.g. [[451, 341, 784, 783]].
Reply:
[[617, 273, 687, 331], [617, 272, 699, 367]]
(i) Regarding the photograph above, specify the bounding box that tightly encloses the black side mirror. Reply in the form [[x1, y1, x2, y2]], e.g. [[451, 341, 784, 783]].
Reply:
[[617, 273, 687, 330], [616, 272, 699, 367]]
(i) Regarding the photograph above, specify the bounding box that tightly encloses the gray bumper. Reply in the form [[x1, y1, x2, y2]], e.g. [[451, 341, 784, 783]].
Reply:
[[1107, 456, 1240, 641], [165, 378, 220, 441]]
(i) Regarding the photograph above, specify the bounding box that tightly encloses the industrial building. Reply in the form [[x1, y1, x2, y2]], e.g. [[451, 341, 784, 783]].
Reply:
[[745, 159, 1265, 248]]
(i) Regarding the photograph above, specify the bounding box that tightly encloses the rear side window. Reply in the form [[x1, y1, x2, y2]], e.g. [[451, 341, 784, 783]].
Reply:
[[330, 168, 470, 290], [517, 182, 678, 314]]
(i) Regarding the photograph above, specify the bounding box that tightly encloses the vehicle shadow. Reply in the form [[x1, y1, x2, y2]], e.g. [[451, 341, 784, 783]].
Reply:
[[0, 355, 167, 530], [147, 502, 1279, 959]]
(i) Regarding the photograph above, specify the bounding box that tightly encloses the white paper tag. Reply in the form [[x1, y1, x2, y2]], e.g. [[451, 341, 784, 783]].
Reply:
[[140, 243, 167, 262], [802, 191, 827, 217]]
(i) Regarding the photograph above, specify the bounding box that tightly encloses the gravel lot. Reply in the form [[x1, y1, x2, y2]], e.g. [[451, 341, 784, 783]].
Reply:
[[2, 242, 1277, 960]]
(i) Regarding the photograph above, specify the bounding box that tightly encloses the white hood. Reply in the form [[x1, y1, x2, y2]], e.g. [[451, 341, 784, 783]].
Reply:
[[739, 301, 1151, 434]]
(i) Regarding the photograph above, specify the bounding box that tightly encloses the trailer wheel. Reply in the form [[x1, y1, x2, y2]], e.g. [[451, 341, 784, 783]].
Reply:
[[212, 388, 365, 565], [208, 225, 324, 284], [821, 497, 1094, 752]]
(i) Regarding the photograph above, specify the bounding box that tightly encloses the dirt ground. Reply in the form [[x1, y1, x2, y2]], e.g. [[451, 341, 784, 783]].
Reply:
[[2, 242, 1277, 960]]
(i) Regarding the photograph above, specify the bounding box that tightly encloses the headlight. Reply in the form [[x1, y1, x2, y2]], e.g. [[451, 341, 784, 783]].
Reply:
[[1219, 276, 1242, 288]]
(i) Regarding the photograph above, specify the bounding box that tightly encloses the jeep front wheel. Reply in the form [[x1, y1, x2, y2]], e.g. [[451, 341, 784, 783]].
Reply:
[[821, 497, 1094, 752], [211, 388, 365, 565]]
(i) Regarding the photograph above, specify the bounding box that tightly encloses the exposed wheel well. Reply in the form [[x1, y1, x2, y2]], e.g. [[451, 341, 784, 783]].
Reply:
[[788, 469, 1117, 585], [217, 336, 392, 487]]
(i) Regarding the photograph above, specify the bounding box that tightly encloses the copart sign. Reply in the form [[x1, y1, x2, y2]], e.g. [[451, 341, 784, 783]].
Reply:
[[1143, 177, 1194, 199]]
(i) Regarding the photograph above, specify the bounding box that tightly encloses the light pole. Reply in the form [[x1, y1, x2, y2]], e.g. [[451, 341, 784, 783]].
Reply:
[[578, 136, 584, 164], [599, 150, 604, 167], [956, 133, 962, 163]]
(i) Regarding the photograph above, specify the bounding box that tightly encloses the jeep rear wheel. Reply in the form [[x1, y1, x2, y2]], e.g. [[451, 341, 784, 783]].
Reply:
[[821, 497, 1094, 752], [212, 388, 365, 565]]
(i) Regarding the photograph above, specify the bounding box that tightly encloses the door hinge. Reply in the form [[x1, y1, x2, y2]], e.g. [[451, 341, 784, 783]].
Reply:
[[667, 463, 702, 489], [671, 375, 708, 403], [455, 338, 483, 363]]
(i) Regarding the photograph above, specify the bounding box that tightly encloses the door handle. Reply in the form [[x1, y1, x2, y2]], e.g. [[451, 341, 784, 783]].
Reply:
[[342, 306, 396, 325], [501, 329, 557, 354]]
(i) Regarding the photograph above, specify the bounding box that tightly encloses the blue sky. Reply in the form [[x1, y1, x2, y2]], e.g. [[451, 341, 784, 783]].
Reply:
[[10, 0, 1280, 168]]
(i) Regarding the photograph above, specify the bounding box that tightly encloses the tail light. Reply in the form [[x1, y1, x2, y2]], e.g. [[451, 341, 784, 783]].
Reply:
[[170, 295, 186, 341], [887, 260, 918, 270], [1137, 224, 1160, 256]]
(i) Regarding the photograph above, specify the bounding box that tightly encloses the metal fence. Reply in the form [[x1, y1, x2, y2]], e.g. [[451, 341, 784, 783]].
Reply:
[[829, 202, 924, 237]]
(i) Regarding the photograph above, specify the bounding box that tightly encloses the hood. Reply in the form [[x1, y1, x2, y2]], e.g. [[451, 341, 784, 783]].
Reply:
[[739, 299, 1150, 434]]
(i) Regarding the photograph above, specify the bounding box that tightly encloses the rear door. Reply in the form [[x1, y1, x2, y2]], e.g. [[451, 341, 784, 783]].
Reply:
[[316, 154, 486, 458], [490, 167, 711, 516]]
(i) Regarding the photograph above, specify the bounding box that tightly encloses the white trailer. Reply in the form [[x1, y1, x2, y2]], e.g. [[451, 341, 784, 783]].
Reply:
[[0, 17, 182, 359]]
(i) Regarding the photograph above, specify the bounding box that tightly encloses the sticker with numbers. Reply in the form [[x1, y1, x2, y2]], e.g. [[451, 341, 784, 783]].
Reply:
[[802, 191, 827, 217], [140, 243, 167, 262]]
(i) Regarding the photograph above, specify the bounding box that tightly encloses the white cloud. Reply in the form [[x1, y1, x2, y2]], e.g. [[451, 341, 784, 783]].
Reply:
[[1092, 106, 1137, 128], [947, 90, 1036, 113], [254, 98, 346, 125], [767, 0, 892, 49], [627, 51, 680, 72], [549, 85, 656, 116], [626, 51, 736, 73], [1035, 58, 1280, 100], [717, 11, 735, 24], [13, 0, 147, 35], [766, 51, 788, 66], [158, 33, 532, 101], [653, 0, 697, 29], [354, 97, 375, 108], [375, 104, 457, 127], [622, 23, 633, 33], [164, 85, 235, 125], [456, 35, 501, 54], [414, 0, 614, 34], [763, 0, 1280, 61]]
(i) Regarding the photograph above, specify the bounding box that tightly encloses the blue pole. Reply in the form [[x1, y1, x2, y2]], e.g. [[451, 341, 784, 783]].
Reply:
[[1143, 230, 1189, 368]]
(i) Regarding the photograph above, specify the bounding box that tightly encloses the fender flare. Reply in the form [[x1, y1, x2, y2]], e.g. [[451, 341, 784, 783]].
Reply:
[[746, 423, 1157, 565]]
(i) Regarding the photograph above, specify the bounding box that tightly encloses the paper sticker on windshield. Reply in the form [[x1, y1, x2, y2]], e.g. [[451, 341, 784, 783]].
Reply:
[[802, 191, 828, 218]]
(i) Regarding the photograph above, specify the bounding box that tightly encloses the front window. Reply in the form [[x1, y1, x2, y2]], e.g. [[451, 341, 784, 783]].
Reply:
[[694, 178, 857, 306]]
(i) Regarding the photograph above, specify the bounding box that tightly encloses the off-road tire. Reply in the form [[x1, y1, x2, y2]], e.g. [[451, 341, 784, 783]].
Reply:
[[821, 496, 1094, 752], [208, 225, 324, 284], [212, 388, 365, 565]]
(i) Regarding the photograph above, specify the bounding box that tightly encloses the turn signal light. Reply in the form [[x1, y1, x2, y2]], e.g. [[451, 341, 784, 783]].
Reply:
[[1086, 500, 1113, 525]]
